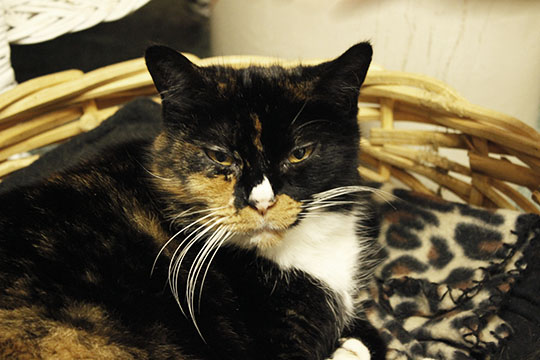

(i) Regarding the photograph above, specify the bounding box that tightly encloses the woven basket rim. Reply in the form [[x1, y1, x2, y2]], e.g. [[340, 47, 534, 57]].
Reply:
[[0, 52, 539, 214]]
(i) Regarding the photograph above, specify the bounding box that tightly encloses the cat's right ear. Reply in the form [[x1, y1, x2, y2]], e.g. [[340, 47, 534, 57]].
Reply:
[[145, 46, 202, 97]]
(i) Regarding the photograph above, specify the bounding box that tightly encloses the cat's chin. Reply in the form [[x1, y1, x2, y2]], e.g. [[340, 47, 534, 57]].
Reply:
[[227, 228, 288, 251], [249, 229, 286, 250]]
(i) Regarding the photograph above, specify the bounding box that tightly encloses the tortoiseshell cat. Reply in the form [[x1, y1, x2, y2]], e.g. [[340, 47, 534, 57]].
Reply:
[[0, 43, 386, 359]]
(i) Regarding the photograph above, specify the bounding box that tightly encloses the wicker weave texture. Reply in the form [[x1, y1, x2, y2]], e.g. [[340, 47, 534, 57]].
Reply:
[[0, 0, 152, 91], [0, 53, 538, 214]]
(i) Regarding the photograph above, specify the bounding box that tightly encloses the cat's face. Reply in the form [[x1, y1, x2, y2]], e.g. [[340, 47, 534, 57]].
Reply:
[[146, 43, 372, 250]]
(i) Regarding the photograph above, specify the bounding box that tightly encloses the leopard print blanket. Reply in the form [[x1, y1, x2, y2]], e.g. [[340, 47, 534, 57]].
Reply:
[[360, 184, 540, 360]]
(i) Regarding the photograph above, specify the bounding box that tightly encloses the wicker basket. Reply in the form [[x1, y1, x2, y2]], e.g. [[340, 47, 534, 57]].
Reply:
[[0, 53, 539, 214], [0, 0, 152, 91]]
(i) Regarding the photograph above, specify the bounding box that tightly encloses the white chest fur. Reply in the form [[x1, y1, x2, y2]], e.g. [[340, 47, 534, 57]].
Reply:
[[257, 212, 361, 317]]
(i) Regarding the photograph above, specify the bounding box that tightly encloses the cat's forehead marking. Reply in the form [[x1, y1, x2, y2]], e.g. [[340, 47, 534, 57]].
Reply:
[[251, 113, 264, 152]]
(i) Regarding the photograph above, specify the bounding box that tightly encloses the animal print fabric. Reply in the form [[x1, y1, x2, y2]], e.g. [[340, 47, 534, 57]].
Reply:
[[359, 184, 540, 360]]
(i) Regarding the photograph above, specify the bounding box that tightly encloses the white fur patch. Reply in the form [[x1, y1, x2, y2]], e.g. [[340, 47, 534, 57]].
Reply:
[[248, 176, 274, 210], [256, 212, 362, 317], [327, 338, 371, 360]]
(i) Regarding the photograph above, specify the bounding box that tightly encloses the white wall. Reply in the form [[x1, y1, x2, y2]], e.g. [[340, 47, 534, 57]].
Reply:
[[211, 0, 540, 128]]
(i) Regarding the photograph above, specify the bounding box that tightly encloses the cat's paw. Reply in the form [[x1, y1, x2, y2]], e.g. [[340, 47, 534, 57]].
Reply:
[[327, 338, 371, 360]]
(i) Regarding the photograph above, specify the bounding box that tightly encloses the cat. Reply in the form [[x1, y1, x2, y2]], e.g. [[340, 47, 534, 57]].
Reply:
[[0, 42, 386, 359]]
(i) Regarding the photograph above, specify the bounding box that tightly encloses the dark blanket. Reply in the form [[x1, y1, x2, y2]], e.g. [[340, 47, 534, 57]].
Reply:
[[2, 99, 539, 360], [0, 98, 162, 194]]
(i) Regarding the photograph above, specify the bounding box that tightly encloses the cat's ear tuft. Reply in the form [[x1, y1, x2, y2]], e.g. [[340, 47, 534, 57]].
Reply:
[[145, 45, 201, 96], [315, 42, 373, 112]]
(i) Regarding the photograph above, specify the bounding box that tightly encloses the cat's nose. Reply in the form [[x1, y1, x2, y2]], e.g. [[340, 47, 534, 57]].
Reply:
[[249, 198, 276, 215], [248, 176, 275, 215]]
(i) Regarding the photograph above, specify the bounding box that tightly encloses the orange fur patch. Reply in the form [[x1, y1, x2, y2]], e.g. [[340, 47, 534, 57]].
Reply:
[[150, 137, 223, 210], [186, 173, 236, 209], [152, 133, 169, 154], [281, 79, 315, 100], [220, 194, 300, 233], [0, 305, 146, 360], [129, 204, 170, 246], [264, 194, 302, 230], [39, 327, 138, 360], [251, 114, 264, 152], [224, 194, 302, 250], [151, 134, 202, 183]]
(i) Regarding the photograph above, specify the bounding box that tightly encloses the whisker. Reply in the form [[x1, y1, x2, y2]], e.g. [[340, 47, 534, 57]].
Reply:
[[298, 213, 320, 219], [172, 205, 228, 221], [197, 229, 232, 309], [150, 228, 184, 277], [303, 203, 356, 212], [294, 118, 331, 133], [180, 220, 229, 342], [168, 222, 211, 312], [305, 185, 397, 205], [298, 185, 398, 219], [302, 200, 356, 210], [289, 100, 308, 127], [186, 225, 226, 308], [176, 218, 225, 271], [312, 186, 367, 200], [151, 210, 224, 276], [186, 226, 231, 339], [169, 217, 224, 316], [168, 206, 227, 231], [137, 160, 174, 181], [158, 83, 189, 99], [185, 231, 222, 341], [168, 217, 221, 305]]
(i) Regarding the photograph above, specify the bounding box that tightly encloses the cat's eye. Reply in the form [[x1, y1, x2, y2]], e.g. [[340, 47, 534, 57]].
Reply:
[[205, 149, 234, 166], [288, 145, 314, 164]]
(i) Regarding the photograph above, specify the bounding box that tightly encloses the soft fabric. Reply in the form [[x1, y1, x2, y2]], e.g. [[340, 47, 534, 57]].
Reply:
[[2, 98, 539, 360], [360, 186, 540, 360], [0, 98, 162, 194]]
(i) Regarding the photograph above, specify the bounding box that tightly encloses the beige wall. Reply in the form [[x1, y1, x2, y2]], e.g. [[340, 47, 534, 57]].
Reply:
[[211, 0, 540, 128]]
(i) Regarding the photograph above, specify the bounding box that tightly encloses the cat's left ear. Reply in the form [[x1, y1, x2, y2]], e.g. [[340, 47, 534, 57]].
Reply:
[[314, 42, 373, 111], [145, 45, 203, 97]]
